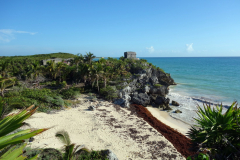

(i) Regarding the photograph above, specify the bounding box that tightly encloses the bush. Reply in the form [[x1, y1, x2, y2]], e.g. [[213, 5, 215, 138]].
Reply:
[[44, 95, 64, 108], [154, 84, 162, 87], [60, 87, 80, 99], [187, 102, 240, 159], [100, 86, 117, 100], [61, 81, 67, 88], [187, 153, 210, 160], [38, 148, 63, 160]]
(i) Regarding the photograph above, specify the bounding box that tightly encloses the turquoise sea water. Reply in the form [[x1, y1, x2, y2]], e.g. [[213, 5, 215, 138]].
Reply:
[[140, 57, 240, 125], [141, 57, 240, 104]]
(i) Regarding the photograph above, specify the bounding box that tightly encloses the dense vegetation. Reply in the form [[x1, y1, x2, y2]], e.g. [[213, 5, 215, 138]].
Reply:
[[0, 52, 164, 113]]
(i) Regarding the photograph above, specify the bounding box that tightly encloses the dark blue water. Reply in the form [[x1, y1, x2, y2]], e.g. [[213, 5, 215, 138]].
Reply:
[[141, 57, 240, 104]]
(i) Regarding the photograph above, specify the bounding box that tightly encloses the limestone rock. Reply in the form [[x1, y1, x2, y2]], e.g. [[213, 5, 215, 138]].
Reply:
[[172, 100, 180, 106], [175, 109, 182, 113], [163, 104, 172, 110], [149, 85, 168, 97], [155, 96, 170, 105], [144, 85, 150, 93], [132, 93, 150, 107], [102, 149, 118, 160], [88, 105, 95, 111], [114, 99, 125, 106], [150, 76, 159, 85]]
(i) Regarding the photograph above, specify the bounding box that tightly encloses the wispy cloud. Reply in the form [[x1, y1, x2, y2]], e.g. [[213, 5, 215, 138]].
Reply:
[[0, 29, 37, 42], [146, 46, 154, 53], [186, 43, 194, 52]]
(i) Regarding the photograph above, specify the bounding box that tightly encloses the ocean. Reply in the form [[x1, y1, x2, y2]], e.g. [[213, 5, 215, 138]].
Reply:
[[141, 57, 240, 126]]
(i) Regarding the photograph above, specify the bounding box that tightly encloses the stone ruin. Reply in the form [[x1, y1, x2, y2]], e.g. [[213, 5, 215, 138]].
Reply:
[[42, 58, 74, 65], [124, 51, 139, 60]]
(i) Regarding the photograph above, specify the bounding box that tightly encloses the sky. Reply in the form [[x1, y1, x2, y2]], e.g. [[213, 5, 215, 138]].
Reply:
[[0, 0, 240, 57]]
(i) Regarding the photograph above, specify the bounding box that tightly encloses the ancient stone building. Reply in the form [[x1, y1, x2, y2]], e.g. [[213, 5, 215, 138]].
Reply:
[[124, 51, 139, 60]]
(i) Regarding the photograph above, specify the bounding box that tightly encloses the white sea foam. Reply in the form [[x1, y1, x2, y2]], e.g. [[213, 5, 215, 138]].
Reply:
[[166, 89, 229, 126]]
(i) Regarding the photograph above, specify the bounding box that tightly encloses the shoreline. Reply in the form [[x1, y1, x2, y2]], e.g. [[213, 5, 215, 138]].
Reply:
[[165, 88, 232, 127], [146, 107, 191, 136]]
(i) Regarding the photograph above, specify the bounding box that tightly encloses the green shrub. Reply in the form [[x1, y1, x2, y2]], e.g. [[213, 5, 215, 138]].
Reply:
[[187, 153, 210, 160], [51, 81, 57, 86], [38, 148, 63, 160], [154, 84, 162, 87], [60, 88, 80, 99], [100, 86, 117, 100], [187, 102, 240, 159], [61, 81, 67, 88]]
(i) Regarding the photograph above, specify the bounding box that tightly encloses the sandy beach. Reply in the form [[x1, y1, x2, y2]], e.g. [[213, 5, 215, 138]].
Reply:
[[146, 107, 191, 136], [21, 94, 190, 160]]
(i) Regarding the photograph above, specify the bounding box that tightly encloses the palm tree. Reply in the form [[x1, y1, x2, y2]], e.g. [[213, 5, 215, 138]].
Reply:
[[0, 76, 16, 97], [55, 130, 87, 160], [84, 52, 96, 64], [73, 54, 84, 73], [56, 62, 66, 82], [46, 60, 56, 80], [101, 66, 112, 88], [0, 61, 9, 78]]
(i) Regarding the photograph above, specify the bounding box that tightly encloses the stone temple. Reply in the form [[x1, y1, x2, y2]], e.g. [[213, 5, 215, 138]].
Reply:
[[124, 51, 139, 60]]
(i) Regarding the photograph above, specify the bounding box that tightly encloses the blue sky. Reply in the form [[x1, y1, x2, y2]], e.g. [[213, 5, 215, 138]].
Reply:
[[0, 0, 240, 57]]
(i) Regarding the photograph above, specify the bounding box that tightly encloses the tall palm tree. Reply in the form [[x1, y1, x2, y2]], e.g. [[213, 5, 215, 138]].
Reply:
[[0, 76, 16, 97], [101, 66, 111, 88], [46, 60, 56, 80], [56, 62, 66, 82], [0, 61, 9, 78], [84, 52, 96, 64], [73, 53, 84, 73]]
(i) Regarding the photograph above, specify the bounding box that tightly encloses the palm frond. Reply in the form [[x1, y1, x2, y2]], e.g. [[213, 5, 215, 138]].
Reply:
[[55, 130, 71, 146]]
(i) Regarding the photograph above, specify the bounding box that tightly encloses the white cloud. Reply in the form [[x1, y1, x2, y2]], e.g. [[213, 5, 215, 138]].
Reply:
[[146, 46, 154, 53], [0, 29, 37, 42], [186, 43, 194, 52]]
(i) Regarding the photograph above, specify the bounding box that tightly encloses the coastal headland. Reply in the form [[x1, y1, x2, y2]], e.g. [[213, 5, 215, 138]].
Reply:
[[1, 52, 204, 159]]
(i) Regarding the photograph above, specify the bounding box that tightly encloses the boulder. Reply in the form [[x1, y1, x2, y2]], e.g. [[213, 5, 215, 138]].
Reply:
[[88, 105, 95, 111], [102, 149, 118, 160], [175, 109, 182, 113], [114, 99, 125, 106], [155, 96, 170, 105], [172, 100, 180, 106], [132, 93, 150, 107], [163, 104, 172, 110]]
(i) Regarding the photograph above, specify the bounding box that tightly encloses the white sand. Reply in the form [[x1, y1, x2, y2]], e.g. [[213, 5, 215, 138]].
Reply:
[[146, 107, 191, 136], [22, 94, 186, 160]]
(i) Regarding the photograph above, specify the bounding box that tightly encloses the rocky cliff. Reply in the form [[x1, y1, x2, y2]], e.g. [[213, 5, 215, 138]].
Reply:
[[114, 62, 176, 110]]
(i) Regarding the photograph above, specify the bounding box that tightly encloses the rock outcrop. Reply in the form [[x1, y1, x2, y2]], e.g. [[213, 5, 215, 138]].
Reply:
[[113, 62, 176, 108], [132, 93, 150, 107]]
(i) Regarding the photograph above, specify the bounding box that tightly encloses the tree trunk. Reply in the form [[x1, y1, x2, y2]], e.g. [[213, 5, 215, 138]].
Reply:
[[77, 63, 78, 73], [97, 75, 99, 92], [104, 78, 107, 88], [1, 90, 4, 97]]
